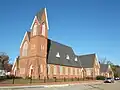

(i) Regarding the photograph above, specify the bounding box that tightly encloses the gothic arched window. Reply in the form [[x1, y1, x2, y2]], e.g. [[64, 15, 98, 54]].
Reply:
[[22, 41, 28, 56], [41, 23, 45, 36], [33, 23, 37, 36]]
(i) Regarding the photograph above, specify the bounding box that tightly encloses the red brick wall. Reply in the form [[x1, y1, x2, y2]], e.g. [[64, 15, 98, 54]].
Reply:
[[13, 10, 48, 79], [47, 64, 84, 79]]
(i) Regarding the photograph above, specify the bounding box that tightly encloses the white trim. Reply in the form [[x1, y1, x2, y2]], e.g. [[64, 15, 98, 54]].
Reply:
[[81, 68, 84, 71], [20, 32, 28, 49], [45, 8, 49, 30], [30, 16, 37, 30], [12, 56, 18, 70], [14, 67, 17, 75], [95, 54, 100, 68]]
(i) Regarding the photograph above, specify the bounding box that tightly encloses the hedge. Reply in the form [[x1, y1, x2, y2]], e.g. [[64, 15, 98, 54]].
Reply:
[[96, 76, 105, 80]]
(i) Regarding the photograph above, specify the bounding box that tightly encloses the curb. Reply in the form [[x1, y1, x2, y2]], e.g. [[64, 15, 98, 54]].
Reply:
[[44, 84, 70, 88], [0, 84, 70, 89], [0, 85, 45, 89], [0, 81, 103, 89]]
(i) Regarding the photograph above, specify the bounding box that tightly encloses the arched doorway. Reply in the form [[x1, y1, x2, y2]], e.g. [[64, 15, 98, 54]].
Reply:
[[81, 68, 86, 80], [109, 71, 113, 77], [29, 65, 33, 77]]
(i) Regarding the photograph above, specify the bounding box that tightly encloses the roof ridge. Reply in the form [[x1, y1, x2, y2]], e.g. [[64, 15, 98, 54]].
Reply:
[[48, 39, 73, 49], [79, 53, 96, 57], [48, 39, 76, 56]]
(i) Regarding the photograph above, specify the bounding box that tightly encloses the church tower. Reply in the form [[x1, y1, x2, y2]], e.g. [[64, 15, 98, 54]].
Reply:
[[16, 8, 49, 79]]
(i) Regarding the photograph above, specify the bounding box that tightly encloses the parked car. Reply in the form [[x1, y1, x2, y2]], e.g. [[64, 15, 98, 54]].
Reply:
[[114, 77, 120, 80], [104, 77, 114, 83]]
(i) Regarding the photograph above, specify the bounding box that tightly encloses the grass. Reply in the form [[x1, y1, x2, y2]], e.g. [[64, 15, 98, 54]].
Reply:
[[0, 78, 93, 84]]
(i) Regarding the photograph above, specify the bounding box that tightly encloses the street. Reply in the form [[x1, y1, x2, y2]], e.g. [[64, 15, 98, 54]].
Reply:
[[0, 81, 120, 90], [39, 81, 120, 90]]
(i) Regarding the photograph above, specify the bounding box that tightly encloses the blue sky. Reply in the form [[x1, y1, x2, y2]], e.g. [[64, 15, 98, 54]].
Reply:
[[0, 0, 120, 65]]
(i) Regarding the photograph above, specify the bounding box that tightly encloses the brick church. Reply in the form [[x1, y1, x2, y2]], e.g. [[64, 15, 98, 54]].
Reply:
[[12, 8, 100, 79]]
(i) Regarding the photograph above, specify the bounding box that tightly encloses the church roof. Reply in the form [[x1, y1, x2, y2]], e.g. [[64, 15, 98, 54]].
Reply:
[[100, 64, 109, 72], [47, 39, 96, 68], [78, 54, 95, 68], [36, 8, 45, 23]]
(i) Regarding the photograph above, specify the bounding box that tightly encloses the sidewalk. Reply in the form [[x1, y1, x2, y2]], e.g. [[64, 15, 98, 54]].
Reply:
[[0, 80, 103, 89]]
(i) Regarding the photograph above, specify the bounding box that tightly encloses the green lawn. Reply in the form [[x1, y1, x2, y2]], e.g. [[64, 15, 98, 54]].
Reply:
[[0, 78, 89, 84]]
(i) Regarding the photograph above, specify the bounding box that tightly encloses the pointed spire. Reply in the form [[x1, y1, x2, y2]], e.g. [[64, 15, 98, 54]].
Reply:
[[30, 8, 49, 30]]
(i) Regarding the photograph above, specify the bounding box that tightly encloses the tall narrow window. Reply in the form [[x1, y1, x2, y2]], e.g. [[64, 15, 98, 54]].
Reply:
[[71, 68, 73, 75], [75, 68, 77, 75], [40, 64, 43, 73], [53, 65, 57, 75], [22, 41, 28, 56], [48, 64, 50, 75], [65, 67, 68, 75], [40, 45, 44, 50], [41, 23, 45, 36], [60, 66, 63, 75], [33, 23, 37, 36]]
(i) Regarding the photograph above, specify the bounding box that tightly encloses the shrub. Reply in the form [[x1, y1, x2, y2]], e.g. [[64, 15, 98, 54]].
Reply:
[[25, 76, 31, 79], [0, 76, 6, 80], [6, 75, 15, 79], [96, 76, 105, 80], [6, 75, 23, 79], [86, 77, 93, 80]]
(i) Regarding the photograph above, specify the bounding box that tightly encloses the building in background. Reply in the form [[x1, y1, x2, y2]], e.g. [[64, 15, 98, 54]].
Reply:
[[100, 64, 114, 78]]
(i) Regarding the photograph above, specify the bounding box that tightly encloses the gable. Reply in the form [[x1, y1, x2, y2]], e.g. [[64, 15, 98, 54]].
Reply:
[[20, 31, 30, 49], [100, 64, 108, 72], [30, 8, 49, 30], [78, 54, 95, 68]]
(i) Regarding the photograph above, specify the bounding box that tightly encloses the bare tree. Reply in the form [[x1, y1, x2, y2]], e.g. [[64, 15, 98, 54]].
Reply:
[[0, 52, 9, 70], [99, 57, 107, 64]]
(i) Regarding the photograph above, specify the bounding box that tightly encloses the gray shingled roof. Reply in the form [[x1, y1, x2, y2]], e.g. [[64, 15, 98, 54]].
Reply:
[[100, 64, 108, 72], [47, 39, 96, 68], [27, 31, 31, 40], [78, 54, 95, 68], [36, 8, 45, 23]]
